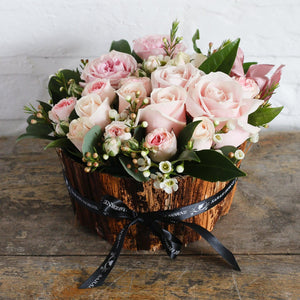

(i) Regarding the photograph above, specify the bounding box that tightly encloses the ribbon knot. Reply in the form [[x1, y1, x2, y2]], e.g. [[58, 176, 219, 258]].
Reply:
[[63, 173, 241, 289]]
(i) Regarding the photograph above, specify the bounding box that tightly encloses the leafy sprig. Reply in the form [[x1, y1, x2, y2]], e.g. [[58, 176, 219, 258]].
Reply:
[[163, 20, 183, 58]]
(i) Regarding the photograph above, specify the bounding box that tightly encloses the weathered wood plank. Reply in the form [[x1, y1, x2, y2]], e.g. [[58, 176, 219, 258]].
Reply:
[[0, 132, 299, 256], [0, 255, 298, 300]]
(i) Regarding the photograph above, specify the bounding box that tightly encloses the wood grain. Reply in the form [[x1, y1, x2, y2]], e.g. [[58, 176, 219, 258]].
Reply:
[[0, 255, 299, 299], [0, 132, 299, 299]]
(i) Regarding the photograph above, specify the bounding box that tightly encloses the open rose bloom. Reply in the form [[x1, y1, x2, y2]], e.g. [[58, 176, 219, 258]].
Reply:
[[20, 21, 284, 194]]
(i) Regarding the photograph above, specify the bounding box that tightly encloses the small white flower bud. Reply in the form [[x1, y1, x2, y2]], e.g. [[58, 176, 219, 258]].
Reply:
[[109, 109, 119, 120], [234, 149, 245, 160], [143, 98, 149, 105], [250, 133, 259, 143], [141, 121, 148, 128], [125, 95, 132, 102], [176, 165, 184, 173], [143, 170, 151, 178], [213, 134, 223, 143], [103, 154, 109, 160], [214, 120, 220, 126], [226, 120, 236, 130], [141, 150, 148, 157]]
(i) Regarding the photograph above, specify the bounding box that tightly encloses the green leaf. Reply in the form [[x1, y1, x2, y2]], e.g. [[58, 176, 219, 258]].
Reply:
[[219, 145, 237, 157], [44, 138, 70, 149], [48, 69, 81, 104], [173, 150, 200, 163], [109, 39, 131, 54], [248, 106, 283, 126], [183, 149, 246, 182], [16, 133, 56, 142], [69, 108, 79, 121], [199, 38, 240, 74], [177, 120, 201, 151], [82, 125, 102, 155], [118, 156, 147, 182], [133, 126, 146, 142], [26, 122, 53, 136], [243, 62, 257, 74], [38, 101, 52, 113], [192, 29, 201, 53], [132, 50, 143, 63]]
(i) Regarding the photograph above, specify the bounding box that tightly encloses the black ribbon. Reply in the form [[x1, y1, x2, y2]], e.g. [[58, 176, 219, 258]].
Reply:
[[63, 174, 241, 289]]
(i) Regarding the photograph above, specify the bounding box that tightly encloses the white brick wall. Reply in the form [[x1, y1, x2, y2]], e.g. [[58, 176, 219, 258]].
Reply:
[[1, 0, 299, 136]]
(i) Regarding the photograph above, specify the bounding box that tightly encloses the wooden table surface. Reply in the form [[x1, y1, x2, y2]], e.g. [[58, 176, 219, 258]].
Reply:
[[0, 132, 299, 300]]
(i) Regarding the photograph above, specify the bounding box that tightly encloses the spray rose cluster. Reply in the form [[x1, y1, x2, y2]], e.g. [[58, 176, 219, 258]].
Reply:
[[20, 21, 283, 193]]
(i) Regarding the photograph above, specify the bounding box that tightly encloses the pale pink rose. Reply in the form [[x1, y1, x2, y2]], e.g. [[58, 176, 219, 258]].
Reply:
[[119, 76, 152, 95], [213, 116, 261, 148], [81, 79, 116, 103], [117, 80, 148, 113], [81, 50, 137, 88], [151, 63, 203, 89], [67, 117, 94, 151], [168, 52, 190, 66], [136, 86, 187, 136], [151, 85, 187, 103], [75, 94, 111, 129], [186, 72, 263, 147], [104, 121, 131, 141], [133, 35, 186, 60], [235, 76, 260, 98], [191, 117, 215, 151], [48, 97, 76, 123], [145, 128, 177, 162]]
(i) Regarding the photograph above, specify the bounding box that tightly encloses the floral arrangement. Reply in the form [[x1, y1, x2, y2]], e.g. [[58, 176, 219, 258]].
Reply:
[[19, 21, 283, 194]]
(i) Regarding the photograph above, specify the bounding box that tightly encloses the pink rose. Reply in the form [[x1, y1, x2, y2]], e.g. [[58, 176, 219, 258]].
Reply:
[[104, 121, 131, 141], [81, 78, 116, 103], [145, 128, 177, 162], [213, 115, 261, 148], [48, 97, 76, 123], [235, 76, 260, 98], [117, 77, 150, 112], [231, 48, 284, 100], [136, 86, 187, 136], [81, 50, 137, 88], [151, 63, 203, 89], [119, 76, 152, 94], [67, 117, 94, 151], [186, 72, 263, 147], [133, 35, 186, 60], [191, 117, 215, 151], [151, 85, 187, 103], [75, 94, 111, 129]]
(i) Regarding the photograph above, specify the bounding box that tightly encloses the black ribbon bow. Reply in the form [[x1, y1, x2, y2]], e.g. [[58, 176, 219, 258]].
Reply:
[[63, 174, 241, 289]]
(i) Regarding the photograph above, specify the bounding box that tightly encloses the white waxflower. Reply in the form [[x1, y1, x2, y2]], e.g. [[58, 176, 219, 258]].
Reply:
[[159, 161, 172, 174], [150, 172, 165, 189], [137, 156, 151, 171], [160, 178, 179, 194], [234, 149, 245, 160]]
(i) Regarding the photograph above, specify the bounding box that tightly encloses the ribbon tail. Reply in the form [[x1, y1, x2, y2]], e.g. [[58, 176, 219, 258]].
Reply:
[[182, 222, 241, 271], [150, 221, 182, 259], [79, 219, 139, 289]]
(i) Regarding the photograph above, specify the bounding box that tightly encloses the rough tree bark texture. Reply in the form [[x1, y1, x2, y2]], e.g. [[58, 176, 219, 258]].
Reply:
[[57, 145, 245, 251]]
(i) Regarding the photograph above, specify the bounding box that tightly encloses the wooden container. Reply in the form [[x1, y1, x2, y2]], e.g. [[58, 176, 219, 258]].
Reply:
[[57, 149, 241, 251]]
